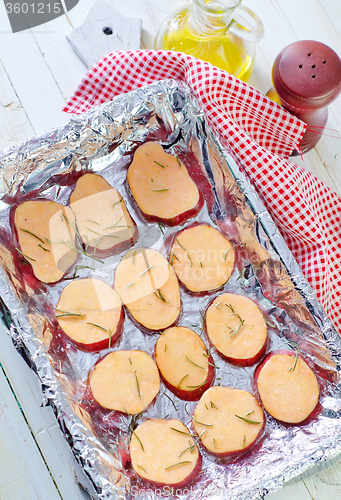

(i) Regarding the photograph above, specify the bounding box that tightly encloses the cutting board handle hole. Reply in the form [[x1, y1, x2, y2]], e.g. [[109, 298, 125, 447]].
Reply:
[[103, 26, 113, 35]]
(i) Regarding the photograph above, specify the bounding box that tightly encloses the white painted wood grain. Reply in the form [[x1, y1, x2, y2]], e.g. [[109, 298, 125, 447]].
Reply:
[[0, 3, 67, 135], [0, 359, 61, 500], [0, 59, 35, 150], [0, 324, 91, 500]]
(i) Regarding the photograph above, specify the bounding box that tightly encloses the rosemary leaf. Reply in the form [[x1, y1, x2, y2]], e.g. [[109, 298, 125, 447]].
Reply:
[[154, 288, 169, 304], [132, 430, 144, 451], [170, 427, 195, 437], [154, 160, 167, 169], [175, 238, 187, 251], [289, 351, 299, 372], [178, 374, 189, 388], [192, 418, 213, 427], [165, 461, 191, 471], [152, 189, 169, 192], [38, 243, 50, 252], [224, 247, 231, 261], [164, 393, 178, 411], [134, 370, 141, 399], [140, 264, 154, 276], [19, 228, 45, 243], [86, 322, 107, 332], [16, 248, 36, 262], [185, 355, 205, 370], [235, 414, 261, 425], [137, 465, 147, 473], [187, 380, 208, 391]]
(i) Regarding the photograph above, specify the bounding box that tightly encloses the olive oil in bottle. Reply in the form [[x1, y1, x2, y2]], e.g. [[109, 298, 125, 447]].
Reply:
[[154, 0, 264, 82]]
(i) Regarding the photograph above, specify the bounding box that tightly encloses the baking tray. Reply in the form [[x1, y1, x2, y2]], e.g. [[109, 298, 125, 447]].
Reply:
[[0, 79, 341, 500]]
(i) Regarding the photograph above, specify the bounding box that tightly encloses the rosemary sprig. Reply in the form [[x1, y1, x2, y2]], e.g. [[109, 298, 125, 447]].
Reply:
[[154, 160, 166, 169], [178, 430, 206, 458], [165, 461, 191, 471], [224, 247, 231, 261], [185, 355, 205, 370], [86, 322, 107, 332], [86, 219, 100, 225], [125, 282, 134, 288], [230, 320, 245, 339], [152, 188, 169, 192], [169, 252, 179, 266], [132, 430, 144, 451], [16, 248, 36, 262], [56, 311, 85, 318], [19, 228, 45, 243], [261, 311, 276, 328], [134, 370, 141, 399], [175, 238, 187, 251], [61, 239, 104, 264], [86, 227, 102, 236], [187, 253, 193, 267], [235, 415, 261, 425], [170, 427, 196, 437], [112, 197, 123, 209], [137, 465, 147, 473], [192, 417, 213, 427], [178, 374, 189, 388], [140, 265, 154, 276], [38, 243, 50, 252], [289, 352, 299, 372], [210, 401, 218, 409], [104, 216, 123, 230], [154, 288, 169, 303], [158, 223, 165, 235], [164, 393, 178, 411], [245, 410, 255, 417]]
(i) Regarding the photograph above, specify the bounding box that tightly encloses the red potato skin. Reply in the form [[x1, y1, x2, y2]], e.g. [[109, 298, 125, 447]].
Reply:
[[253, 350, 322, 426], [58, 308, 125, 353], [129, 186, 205, 227], [203, 295, 268, 367], [157, 355, 216, 401], [199, 421, 265, 459]]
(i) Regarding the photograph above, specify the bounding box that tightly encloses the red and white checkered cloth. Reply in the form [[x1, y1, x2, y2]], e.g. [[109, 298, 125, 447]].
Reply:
[[63, 50, 341, 334]]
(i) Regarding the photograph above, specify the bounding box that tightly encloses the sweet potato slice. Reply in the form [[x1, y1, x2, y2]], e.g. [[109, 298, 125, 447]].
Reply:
[[255, 352, 320, 424], [155, 326, 215, 400], [114, 248, 181, 331], [193, 386, 265, 457], [89, 350, 160, 414], [170, 224, 234, 292], [127, 142, 203, 225], [14, 200, 77, 283], [56, 278, 123, 351], [130, 419, 201, 487], [205, 293, 267, 366], [69, 173, 136, 256]]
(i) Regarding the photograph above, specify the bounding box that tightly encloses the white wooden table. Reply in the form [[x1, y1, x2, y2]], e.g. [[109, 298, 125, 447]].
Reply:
[[0, 1, 340, 499]]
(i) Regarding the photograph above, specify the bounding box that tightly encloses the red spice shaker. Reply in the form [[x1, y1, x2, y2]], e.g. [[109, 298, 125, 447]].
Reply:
[[267, 40, 341, 155]]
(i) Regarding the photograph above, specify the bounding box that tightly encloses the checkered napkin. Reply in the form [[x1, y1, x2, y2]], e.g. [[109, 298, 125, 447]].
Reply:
[[63, 50, 341, 334]]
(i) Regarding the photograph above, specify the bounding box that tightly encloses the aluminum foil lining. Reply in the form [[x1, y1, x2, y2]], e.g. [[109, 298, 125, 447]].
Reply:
[[0, 79, 341, 500]]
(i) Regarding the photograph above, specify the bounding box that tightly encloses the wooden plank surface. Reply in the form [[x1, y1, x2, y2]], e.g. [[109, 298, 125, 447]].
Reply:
[[0, 0, 340, 499]]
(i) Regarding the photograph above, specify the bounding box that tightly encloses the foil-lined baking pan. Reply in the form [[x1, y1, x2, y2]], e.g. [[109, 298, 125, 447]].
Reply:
[[0, 80, 340, 500]]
